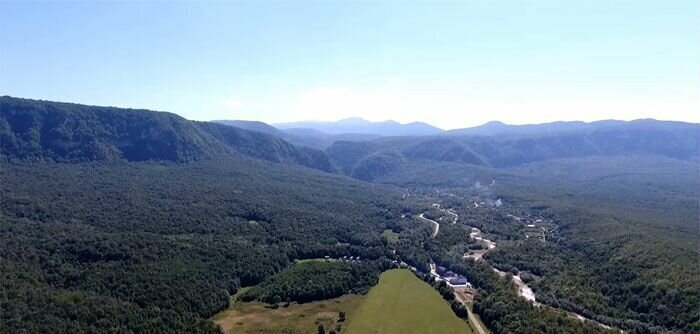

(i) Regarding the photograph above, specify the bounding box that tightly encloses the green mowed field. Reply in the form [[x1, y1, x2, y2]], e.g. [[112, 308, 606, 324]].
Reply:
[[344, 269, 473, 334]]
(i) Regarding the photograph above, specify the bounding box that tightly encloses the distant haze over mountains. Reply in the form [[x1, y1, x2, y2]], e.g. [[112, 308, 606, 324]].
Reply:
[[273, 117, 444, 136], [215, 119, 380, 150], [229, 116, 699, 143], [443, 119, 684, 137], [3, 97, 698, 181], [217, 115, 700, 181]]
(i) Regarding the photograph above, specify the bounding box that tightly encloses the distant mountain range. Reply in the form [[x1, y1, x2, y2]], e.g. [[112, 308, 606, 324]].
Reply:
[[214, 119, 379, 149], [239, 116, 700, 142], [444, 119, 666, 137], [3, 96, 698, 183], [219, 117, 700, 153], [325, 119, 700, 180], [273, 117, 444, 136]]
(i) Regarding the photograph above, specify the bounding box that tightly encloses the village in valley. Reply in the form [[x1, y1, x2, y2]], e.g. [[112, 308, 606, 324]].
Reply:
[[394, 186, 622, 332]]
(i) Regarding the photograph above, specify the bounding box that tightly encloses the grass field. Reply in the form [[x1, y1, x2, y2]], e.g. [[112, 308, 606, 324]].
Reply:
[[211, 293, 365, 334], [344, 269, 473, 334], [382, 229, 400, 243]]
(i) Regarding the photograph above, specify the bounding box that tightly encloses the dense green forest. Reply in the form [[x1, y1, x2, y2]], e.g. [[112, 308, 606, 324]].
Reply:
[[240, 260, 390, 304], [0, 158, 403, 333]]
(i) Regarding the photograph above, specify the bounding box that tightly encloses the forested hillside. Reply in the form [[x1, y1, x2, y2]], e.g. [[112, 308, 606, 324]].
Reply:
[[240, 260, 389, 304], [326, 121, 699, 181], [0, 96, 337, 172], [0, 155, 404, 333], [493, 161, 700, 333]]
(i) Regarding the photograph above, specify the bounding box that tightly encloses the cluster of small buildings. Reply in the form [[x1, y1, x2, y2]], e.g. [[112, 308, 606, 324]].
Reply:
[[519, 217, 550, 242], [324, 255, 361, 263], [436, 265, 471, 288]]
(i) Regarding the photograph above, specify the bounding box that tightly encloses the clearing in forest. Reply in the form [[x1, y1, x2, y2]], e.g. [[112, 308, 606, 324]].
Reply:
[[211, 292, 364, 334], [344, 269, 473, 334]]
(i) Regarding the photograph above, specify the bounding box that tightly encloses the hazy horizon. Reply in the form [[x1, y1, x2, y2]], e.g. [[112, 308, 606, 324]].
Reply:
[[2, 1, 699, 129], [258, 115, 700, 129], [4, 93, 700, 131]]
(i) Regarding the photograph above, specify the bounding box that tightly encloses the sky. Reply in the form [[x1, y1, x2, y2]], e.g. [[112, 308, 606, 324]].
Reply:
[[1, 0, 698, 130]]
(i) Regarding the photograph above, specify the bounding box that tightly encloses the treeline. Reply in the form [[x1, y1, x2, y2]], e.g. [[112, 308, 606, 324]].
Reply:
[[421, 275, 469, 320], [240, 260, 390, 304]]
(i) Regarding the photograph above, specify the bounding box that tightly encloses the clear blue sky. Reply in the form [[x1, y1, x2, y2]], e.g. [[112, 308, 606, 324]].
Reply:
[[1, 0, 698, 129]]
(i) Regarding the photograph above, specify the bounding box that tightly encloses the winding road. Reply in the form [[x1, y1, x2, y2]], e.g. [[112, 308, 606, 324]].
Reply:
[[418, 213, 440, 238], [460, 208, 620, 332], [417, 203, 462, 238], [420, 203, 617, 332]]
